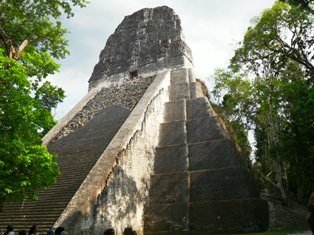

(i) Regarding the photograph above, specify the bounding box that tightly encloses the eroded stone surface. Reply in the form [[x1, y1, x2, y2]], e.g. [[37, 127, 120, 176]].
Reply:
[[53, 76, 155, 140], [89, 6, 192, 89]]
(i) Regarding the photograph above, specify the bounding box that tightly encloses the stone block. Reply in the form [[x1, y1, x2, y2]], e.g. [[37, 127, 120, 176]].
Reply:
[[188, 69, 196, 83], [189, 82, 203, 99], [188, 139, 243, 171], [154, 145, 188, 173], [169, 83, 190, 101], [186, 97, 214, 120], [187, 117, 228, 143], [149, 172, 189, 203], [170, 68, 189, 84], [144, 203, 189, 232], [158, 121, 186, 146], [189, 199, 269, 233], [190, 167, 259, 202], [164, 100, 186, 122]]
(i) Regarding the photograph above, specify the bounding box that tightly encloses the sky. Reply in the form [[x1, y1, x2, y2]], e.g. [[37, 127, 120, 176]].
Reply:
[[49, 0, 276, 119]]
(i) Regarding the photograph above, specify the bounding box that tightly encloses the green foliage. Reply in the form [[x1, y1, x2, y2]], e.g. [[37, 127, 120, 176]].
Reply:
[[212, 69, 253, 159], [279, 0, 314, 14], [231, 1, 313, 78], [0, 51, 58, 207], [212, 1, 314, 204], [0, 0, 87, 208], [0, 0, 88, 58]]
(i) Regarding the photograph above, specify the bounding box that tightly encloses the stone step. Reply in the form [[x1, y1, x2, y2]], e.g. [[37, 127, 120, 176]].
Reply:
[[0, 207, 64, 214], [169, 83, 190, 101], [2, 202, 68, 210], [0, 223, 55, 234], [54, 121, 125, 141], [188, 69, 196, 83], [0, 214, 63, 223], [31, 189, 78, 197], [36, 187, 78, 193], [189, 199, 269, 233], [49, 137, 116, 150], [0, 219, 59, 225], [3, 190, 76, 200], [188, 139, 244, 171], [0, 207, 66, 217], [158, 120, 186, 146], [0, 215, 60, 221], [170, 69, 189, 84], [2, 200, 67, 208], [187, 116, 229, 143], [189, 82, 203, 99], [0, 206, 60, 212], [144, 202, 189, 233], [189, 166, 260, 202], [149, 172, 189, 204], [186, 97, 214, 120], [0, 219, 55, 223], [144, 198, 268, 234], [49, 140, 109, 151], [18, 196, 72, 204], [154, 144, 188, 174], [164, 99, 186, 122]]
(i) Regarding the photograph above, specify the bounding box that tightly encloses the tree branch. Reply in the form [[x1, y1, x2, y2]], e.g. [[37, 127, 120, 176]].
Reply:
[[0, 25, 12, 56], [14, 40, 28, 60]]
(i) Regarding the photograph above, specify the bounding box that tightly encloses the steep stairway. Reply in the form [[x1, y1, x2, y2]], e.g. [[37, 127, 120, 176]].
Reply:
[[0, 106, 131, 233], [144, 68, 269, 234]]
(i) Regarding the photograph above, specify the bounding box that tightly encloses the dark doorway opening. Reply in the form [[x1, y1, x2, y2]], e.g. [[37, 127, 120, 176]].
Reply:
[[129, 70, 138, 79]]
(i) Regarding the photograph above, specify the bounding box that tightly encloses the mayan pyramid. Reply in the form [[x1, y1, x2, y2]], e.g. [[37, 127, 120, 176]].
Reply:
[[0, 6, 269, 235]]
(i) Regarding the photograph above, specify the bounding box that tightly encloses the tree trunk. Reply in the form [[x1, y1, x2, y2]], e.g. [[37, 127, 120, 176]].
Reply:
[[275, 162, 288, 201], [268, 92, 288, 202]]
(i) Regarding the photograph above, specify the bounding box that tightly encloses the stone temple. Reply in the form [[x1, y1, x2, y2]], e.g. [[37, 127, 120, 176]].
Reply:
[[0, 6, 269, 235]]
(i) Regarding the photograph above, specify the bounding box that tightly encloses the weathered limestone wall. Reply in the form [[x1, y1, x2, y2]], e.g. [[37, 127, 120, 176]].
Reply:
[[89, 57, 192, 90], [53, 71, 171, 235], [88, 6, 193, 90]]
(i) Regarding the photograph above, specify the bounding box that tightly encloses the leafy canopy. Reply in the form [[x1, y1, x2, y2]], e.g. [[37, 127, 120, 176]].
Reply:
[[212, 0, 313, 204], [0, 0, 87, 208]]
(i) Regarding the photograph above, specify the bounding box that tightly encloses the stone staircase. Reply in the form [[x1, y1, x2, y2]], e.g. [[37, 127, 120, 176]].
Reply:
[[144, 68, 269, 234], [0, 106, 131, 233]]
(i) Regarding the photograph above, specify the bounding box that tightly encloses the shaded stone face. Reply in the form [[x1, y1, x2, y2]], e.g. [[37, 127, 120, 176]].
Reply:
[[89, 6, 193, 88]]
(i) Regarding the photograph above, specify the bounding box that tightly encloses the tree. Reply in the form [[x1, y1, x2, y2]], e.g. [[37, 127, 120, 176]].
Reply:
[[0, 0, 87, 209], [212, 69, 254, 159], [231, 1, 313, 77], [213, 1, 313, 204], [279, 0, 314, 14]]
